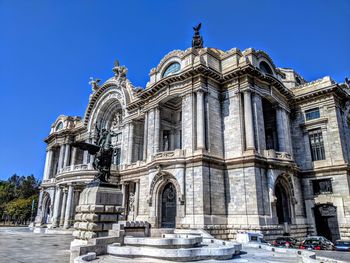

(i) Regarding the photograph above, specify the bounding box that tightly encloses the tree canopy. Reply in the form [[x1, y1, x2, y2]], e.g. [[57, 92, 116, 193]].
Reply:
[[0, 174, 40, 224]]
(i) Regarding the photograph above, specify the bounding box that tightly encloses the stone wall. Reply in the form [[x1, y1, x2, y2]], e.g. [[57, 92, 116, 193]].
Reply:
[[222, 89, 244, 158]]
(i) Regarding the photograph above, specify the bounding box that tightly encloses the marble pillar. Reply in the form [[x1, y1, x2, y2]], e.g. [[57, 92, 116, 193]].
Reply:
[[121, 183, 126, 207], [135, 180, 140, 217], [63, 144, 71, 167], [170, 130, 175, 150], [83, 147, 88, 164], [51, 187, 62, 228], [59, 189, 67, 227], [196, 90, 205, 149], [143, 112, 148, 160], [128, 122, 134, 164], [154, 107, 160, 153], [43, 149, 53, 180], [276, 107, 286, 152], [70, 147, 77, 167], [57, 145, 65, 172], [72, 188, 81, 220], [244, 90, 255, 150], [63, 184, 74, 229]]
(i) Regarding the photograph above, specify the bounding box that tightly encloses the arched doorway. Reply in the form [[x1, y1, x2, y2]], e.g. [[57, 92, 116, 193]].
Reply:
[[314, 204, 340, 242], [161, 183, 176, 228], [275, 180, 291, 224], [41, 193, 52, 224]]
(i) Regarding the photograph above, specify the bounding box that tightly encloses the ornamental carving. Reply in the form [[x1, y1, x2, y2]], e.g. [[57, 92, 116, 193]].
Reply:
[[89, 77, 101, 92], [154, 151, 175, 159], [318, 204, 337, 217], [112, 60, 128, 88], [112, 110, 123, 128]]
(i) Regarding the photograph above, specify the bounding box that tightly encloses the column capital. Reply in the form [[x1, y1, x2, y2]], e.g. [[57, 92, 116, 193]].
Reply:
[[196, 88, 206, 94], [241, 88, 253, 94]]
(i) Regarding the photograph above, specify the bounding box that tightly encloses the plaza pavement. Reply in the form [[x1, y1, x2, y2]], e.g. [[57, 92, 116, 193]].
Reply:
[[1, 227, 350, 263], [0, 227, 73, 263]]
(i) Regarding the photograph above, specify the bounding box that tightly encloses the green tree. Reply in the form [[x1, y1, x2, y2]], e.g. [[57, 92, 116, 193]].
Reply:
[[0, 174, 40, 224]]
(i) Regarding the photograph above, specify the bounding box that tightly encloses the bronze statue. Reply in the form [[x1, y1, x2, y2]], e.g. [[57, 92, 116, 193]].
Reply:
[[192, 23, 203, 49], [72, 124, 118, 184]]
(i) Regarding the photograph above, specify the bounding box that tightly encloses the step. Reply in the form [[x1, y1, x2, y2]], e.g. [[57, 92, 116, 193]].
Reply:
[[123, 235, 202, 248], [107, 239, 241, 261]]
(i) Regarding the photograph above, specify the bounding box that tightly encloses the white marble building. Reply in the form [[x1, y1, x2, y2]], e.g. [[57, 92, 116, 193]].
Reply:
[[35, 45, 350, 242]]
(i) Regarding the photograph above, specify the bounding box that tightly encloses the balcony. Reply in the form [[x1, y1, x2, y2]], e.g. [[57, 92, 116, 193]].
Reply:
[[58, 164, 92, 174], [263, 149, 293, 161]]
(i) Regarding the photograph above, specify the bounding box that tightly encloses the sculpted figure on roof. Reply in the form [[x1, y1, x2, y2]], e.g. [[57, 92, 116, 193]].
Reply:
[[192, 23, 203, 49]]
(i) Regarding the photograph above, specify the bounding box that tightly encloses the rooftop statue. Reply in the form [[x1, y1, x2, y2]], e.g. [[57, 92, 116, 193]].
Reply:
[[71, 123, 118, 184], [89, 77, 101, 92], [192, 23, 203, 49]]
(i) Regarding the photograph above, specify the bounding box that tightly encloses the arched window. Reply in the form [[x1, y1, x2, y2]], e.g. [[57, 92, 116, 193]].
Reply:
[[55, 122, 63, 131], [162, 62, 181, 77], [259, 61, 273, 75]]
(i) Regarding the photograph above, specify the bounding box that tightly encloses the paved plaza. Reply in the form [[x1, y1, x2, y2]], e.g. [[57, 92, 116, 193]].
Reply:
[[89, 247, 300, 263], [0, 227, 73, 263], [1, 227, 350, 263]]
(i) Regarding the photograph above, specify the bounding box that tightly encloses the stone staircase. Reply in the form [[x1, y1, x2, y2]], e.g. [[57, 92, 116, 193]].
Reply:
[[106, 222, 242, 261]]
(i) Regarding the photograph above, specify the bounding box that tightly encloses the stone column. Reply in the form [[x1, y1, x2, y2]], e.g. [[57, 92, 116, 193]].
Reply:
[[43, 149, 53, 180], [89, 155, 95, 169], [63, 184, 74, 229], [196, 90, 205, 149], [253, 93, 266, 153], [70, 147, 77, 167], [63, 144, 70, 167], [59, 189, 67, 227], [72, 188, 81, 220], [121, 183, 126, 207], [143, 112, 148, 160], [135, 180, 140, 217], [244, 90, 255, 150], [51, 187, 62, 228], [154, 107, 160, 153], [128, 122, 134, 164], [286, 114, 293, 156], [57, 145, 65, 172], [170, 130, 175, 150], [83, 146, 88, 164], [276, 107, 286, 152]]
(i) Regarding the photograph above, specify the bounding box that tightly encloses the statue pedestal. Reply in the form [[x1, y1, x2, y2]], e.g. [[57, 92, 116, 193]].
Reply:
[[72, 183, 124, 242]]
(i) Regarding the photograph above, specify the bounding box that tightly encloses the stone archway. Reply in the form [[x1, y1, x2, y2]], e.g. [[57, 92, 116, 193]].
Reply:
[[41, 192, 52, 224], [148, 171, 182, 228], [274, 176, 293, 224], [160, 182, 177, 228], [314, 204, 340, 242]]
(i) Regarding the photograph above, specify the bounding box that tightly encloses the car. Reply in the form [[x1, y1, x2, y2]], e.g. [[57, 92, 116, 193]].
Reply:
[[335, 240, 350, 251], [272, 237, 299, 248], [299, 236, 334, 250]]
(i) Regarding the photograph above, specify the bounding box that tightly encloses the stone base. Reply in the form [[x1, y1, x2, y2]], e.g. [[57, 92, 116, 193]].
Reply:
[[72, 183, 124, 241], [203, 223, 310, 241], [70, 183, 124, 263]]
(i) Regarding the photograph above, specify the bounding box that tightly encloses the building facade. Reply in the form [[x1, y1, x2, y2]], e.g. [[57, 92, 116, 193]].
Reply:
[[35, 45, 350, 242]]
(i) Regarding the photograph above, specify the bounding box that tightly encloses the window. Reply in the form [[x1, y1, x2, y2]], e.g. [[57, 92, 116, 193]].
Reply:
[[309, 129, 325, 161], [312, 178, 332, 195], [116, 133, 122, 142], [305, 108, 320, 121], [114, 148, 121, 165], [259, 61, 273, 75], [55, 122, 63, 131], [162, 62, 181, 77]]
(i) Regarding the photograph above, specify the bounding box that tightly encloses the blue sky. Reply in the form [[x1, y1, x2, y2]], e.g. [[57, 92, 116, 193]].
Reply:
[[0, 0, 349, 181]]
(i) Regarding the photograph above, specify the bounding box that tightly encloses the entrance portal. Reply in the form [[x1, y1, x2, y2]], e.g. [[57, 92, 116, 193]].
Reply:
[[275, 180, 291, 224], [314, 204, 340, 242], [161, 183, 176, 228]]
